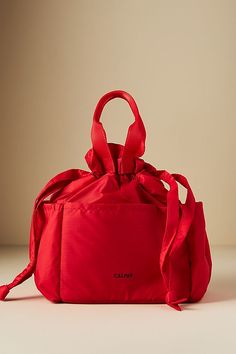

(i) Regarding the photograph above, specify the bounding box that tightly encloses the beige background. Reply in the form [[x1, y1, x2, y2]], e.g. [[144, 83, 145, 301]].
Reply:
[[0, 0, 235, 246]]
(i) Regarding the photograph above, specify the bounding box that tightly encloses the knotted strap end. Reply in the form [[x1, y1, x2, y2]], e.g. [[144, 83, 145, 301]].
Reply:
[[167, 302, 182, 311], [166, 292, 187, 311], [0, 285, 10, 301]]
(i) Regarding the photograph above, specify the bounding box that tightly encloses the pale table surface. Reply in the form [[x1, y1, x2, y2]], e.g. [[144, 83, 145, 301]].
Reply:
[[0, 246, 235, 354]]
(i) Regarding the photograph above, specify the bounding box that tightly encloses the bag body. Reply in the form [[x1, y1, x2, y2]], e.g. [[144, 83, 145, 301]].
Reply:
[[0, 90, 212, 310]]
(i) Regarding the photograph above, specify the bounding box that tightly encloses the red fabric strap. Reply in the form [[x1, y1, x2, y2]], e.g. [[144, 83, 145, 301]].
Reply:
[[158, 171, 196, 310], [0, 169, 81, 300]]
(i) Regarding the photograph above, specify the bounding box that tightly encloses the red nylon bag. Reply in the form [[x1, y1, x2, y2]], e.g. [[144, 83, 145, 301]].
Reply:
[[0, 90, 212, 310]]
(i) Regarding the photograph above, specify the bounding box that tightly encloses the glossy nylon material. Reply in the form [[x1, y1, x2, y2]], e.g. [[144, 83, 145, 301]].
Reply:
[[0, 90, 212, 311]]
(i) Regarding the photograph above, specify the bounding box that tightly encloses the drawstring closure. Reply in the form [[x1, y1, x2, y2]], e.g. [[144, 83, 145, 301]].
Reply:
[[158, 171, 196, 311]]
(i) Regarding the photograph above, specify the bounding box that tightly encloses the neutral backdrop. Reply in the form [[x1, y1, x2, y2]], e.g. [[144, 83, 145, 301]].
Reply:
[[1, 0, 235, 246]]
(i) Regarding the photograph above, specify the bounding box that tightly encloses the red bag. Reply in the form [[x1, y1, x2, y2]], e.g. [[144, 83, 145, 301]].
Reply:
[[0, 90, 212, 310]]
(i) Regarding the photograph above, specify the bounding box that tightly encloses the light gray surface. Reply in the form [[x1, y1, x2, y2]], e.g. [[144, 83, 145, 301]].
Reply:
[[0, 246, 235, 354]]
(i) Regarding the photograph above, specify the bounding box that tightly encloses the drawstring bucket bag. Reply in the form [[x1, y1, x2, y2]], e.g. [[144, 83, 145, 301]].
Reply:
[[0, 90, 212, 310]]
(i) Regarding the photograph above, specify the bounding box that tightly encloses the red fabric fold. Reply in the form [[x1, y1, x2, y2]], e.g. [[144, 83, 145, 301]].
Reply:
[[0, 285, 10, 300]]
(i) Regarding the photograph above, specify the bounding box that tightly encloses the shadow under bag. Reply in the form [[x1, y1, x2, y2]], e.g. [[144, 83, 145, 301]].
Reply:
[[0, 90, 212, 310]]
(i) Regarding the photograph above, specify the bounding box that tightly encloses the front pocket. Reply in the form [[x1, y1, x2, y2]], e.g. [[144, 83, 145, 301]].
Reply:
[[60, 203, 166, 303]]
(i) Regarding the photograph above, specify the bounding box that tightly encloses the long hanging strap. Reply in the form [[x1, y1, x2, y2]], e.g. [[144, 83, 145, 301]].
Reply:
[[165, 173, 196, 310], [157, 170, 179, 310], [158, 171, 196, 310], [0, 169, 81, 300]]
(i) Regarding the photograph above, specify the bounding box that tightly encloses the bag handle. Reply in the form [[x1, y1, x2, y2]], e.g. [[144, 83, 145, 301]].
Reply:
[[158, 171, 196, 310], [0, 169, 81, 301], [158, 170, 180, 270], [91, 90, 146, 174]]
